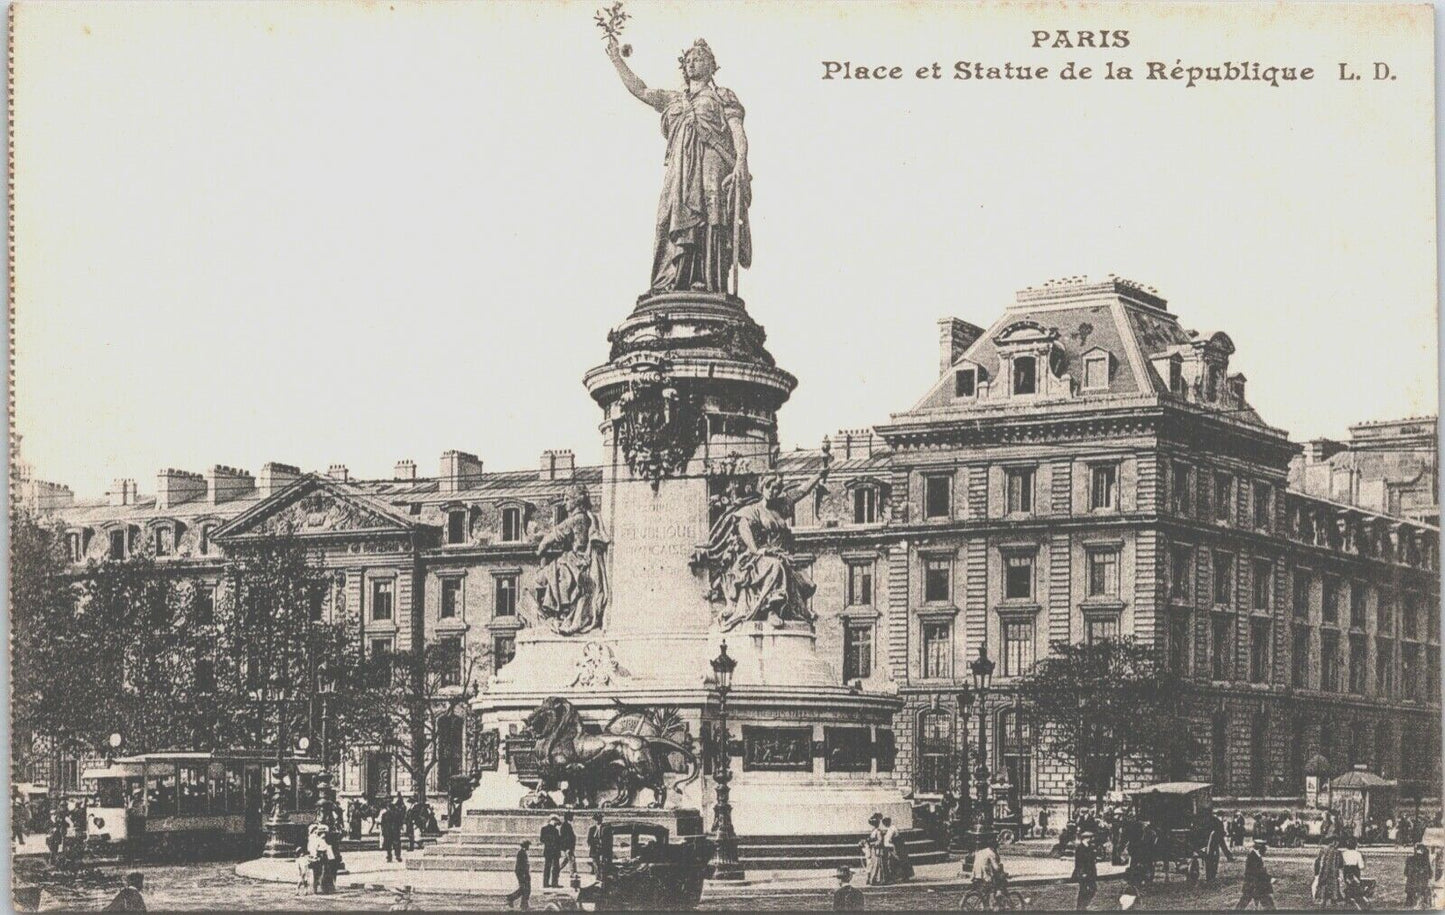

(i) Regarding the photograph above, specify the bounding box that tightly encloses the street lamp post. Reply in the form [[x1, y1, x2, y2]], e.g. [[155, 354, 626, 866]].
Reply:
[[249, 684, 298, 859], [316, 663, 336, 772], [1010, 692, 1024, 821], [968, 644, 996, 850], [709, 642, 744, 881]]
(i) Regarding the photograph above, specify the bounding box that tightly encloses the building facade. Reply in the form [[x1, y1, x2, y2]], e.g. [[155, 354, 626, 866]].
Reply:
[[25, 277, 1442, 817]]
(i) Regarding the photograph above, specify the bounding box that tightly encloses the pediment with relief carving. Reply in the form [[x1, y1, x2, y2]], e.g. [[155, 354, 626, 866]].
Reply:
[[213, 476, 415, 541]]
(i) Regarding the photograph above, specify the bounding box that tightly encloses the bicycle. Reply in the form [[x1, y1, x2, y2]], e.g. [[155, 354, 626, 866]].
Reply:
[[960, 880, 1027, 911]]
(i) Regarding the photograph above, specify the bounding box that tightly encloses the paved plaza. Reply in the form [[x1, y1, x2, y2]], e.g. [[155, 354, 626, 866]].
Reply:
[[13, 843, 1418, 911]]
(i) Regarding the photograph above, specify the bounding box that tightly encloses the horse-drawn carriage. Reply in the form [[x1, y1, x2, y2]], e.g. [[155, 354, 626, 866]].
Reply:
[[1128, 781, 1214, 883], [541, 821, 713, 911]]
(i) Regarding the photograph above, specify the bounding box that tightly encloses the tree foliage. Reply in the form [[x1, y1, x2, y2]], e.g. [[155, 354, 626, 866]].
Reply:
[[1015, 637, 1197, 799]]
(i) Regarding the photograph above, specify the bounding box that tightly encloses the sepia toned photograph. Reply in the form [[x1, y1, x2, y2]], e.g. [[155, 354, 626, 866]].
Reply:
[[8, 1, 1442, 910]]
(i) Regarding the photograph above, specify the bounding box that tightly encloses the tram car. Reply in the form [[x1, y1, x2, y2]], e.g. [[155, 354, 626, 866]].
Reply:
[[81, 751, 324, 856]]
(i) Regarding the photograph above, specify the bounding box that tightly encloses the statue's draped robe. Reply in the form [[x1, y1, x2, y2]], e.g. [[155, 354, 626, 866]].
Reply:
[[650, 82, 750, 293], [535, 511, 609, 635], [707, 495, 816, 630]]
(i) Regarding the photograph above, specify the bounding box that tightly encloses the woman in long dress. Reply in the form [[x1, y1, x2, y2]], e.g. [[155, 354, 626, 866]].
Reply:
[[862, 814, 887, 886]]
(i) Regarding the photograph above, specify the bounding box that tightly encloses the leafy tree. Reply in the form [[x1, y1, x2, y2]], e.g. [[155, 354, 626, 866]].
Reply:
[[350, 638, 487, 803], [1015, 637, 1197, 804]]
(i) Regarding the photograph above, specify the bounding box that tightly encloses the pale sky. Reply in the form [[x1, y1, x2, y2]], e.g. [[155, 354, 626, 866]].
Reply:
[[13, 1, 1437, 497]]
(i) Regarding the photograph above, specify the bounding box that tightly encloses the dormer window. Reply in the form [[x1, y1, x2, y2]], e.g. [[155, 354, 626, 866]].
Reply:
[[108, 529, 127, 561], [954, 368, 976, 398], [501, 507, 522, 542], [1082, 352, 1110, 391], [199, 524, 213, 556], [853, 486, 878, 524], [447, 508, 468, 545], [153, 525, 174, 557], [1012, 356, 1037, 395], [66, 531, 83, 562], [1168, 358, 1184, 394], [1205, 365, 1223, 401]]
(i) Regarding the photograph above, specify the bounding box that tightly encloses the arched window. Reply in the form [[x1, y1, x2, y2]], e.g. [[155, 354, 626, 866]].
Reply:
[[1373, 723, 1393, 779], [915, 709, 955, 795], [1211, 713, 1230, 790], [1012, 356, 1037, 395], [997, 708, 1032, 796]]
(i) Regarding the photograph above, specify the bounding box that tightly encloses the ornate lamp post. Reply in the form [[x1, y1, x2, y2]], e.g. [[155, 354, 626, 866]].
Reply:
[[968, 644, 996, 849], [316, 663, 336, 772], [249, 683, 298, 858], [1009, 692, 1024, 821], [949, 684, 973, 850], [709, 642, 745, 881]]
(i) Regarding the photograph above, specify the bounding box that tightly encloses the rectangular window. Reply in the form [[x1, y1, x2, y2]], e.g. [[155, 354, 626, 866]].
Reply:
[[846, 562, 873, 607], [370, 637, 394, 660], [1214, 472, 1233, 523], [1171, 463, 1192, 515], [1086, 615, 1120, 646], [501, 507, 522, 542], [1250, 620, 1270, 683], [1376, 639, 1394, 696], [493, 635, 516, 670], [1213, 552, 1234, 606], [954, 368, 976, 398], [1400, 644, 1420, 699], [1004, 553, 1033, 601], [1006, 468, 1034, 514], [1089, 464, 1118, 511], [109, 529, 126, 560], [1402, 592, 1419, 639], [1169, 610, 1191, 673], [842, 624, 873, 681], [199, 525, 212, 556], [370, 579, 394, 622], [154, 527, 172, 557], [1293, 572, 1311, 619], [194, 658, 215, 693], [1377, 593, 1394, 635], [194, 585, 215, 625], [1321, 632, 1341, 691], [439, 636, 463, 688], [1252, 559, 1272, 611], [1087, 550, 1119, 598], [1253, 482, 1272, 529], [1349, 583, 1367, 629], [494, 575, 518, 617], [1426, 647, 1439, 702], [923, 557, 951, 604], [1083, 355, 1108, 390], [852, 487, 878, 524], [441, 578, 462, 619], [923, 474, 952, 519], [1211, 614, 1232, 680], [1323, 577, 1340, 624], [66, 531, 82, 561], [1348, 635, 1367, 694], [447, 509, 467, 545], [1292, 625, 1310, 688], [1012, 356, 1036, 395], [1169, 545, 1192, 601], [1003, 620, 1034, 676], [922, 622, 951, 678], [1168, 359, 1184, 394]]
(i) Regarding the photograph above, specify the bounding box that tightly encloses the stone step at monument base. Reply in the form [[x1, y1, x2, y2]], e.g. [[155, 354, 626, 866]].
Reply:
[[738, 830, 949, 870]]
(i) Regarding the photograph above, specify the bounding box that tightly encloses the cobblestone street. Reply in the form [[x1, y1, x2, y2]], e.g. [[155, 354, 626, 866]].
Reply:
[[15, 848, 1420, 911]]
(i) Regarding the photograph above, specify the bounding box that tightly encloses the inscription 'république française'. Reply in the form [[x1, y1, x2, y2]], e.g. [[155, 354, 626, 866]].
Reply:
[[820, 28, 1394, 88]]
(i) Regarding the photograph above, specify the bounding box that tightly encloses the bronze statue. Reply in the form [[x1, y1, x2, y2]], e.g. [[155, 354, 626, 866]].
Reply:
[[698, 448, 831, 631], [605, 30, 751, 294], [523, 697, 698, 808], [534, 485, 609, 635]]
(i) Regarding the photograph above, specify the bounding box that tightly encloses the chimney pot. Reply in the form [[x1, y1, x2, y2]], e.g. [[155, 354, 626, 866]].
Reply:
[[327, 464, 350, 483], [440, 450, 483, 493], [257, 462, 301, 497], [206, 465, 255, 504], [395, 460, 417, 481], [540, 449, 576, 481]]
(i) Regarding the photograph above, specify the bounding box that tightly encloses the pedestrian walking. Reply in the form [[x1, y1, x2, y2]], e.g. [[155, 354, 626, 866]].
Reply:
[[12, 789, 27, 848], [1231, 812, 1246, 849], [1313, 838, 1343, 908], [861, 813, 886, 886], [1204, 812, 1234, 882], [1237, 839, 1275, 910], [1405, 843, 1432, 909], [1072, 828, 1098, 911], [103, 872, 147, 912], [832, 864, 865, 911], [379, 797, 404, 863], [882, 816, 911, 882], [45, 809, 64, 866], [347, 798, 363, 841], [541, 814, 563, 888], [506, 839, 532, 910], [404, 798, 424, 851], [560, 812, 578, 876], [586, 813, 605, 874]]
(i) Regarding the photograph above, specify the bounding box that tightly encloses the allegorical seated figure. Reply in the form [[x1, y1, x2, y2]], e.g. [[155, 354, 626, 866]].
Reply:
[[534, 485, 610, 635], [702, 458, 828, 631]]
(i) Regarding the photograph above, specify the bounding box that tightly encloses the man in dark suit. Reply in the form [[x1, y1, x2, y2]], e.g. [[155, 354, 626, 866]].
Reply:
[[540, 815, 563, 888], [1072, 829, 1098, 911], [379, 797, 404, 863], [832, 865, 865, 910], [1237, 839, 1275, 910], [506, 839, 532, 910], [1203, 812, 1234, 882], [586, 813, 606, 874], [559, 813, 578, 877]]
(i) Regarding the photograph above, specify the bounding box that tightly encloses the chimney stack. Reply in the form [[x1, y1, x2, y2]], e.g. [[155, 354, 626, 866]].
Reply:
[[539, 449, 576, 481], [19, 479, 74, 511], [835, 428, 877, 459], [206, 465, 255, 504], [257, 462, 301, 497], [395, 459, 417, 481], [440, 450, 483, 493], [326, 464, 350, 483], [937, 317, 985, 375], [109, 478, 139, 506], [156, 469, 206, 509]]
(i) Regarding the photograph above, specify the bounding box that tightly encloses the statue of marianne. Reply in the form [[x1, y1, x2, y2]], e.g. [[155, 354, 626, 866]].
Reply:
[[606, 35, 751, 294], [534, 485, 610, 636]]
